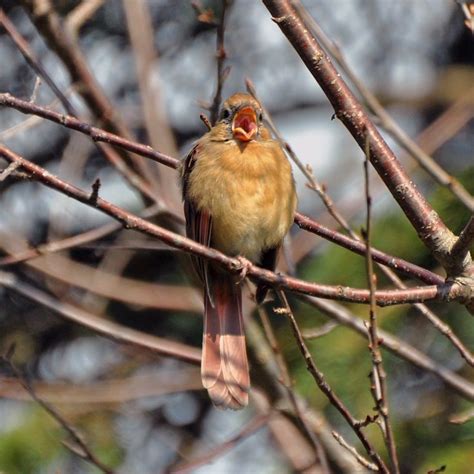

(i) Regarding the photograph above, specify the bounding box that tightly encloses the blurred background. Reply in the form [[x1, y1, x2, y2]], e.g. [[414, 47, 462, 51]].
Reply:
[[0, 0, 473, 473]]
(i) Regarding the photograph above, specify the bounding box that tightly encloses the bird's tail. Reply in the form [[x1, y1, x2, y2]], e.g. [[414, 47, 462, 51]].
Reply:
[[201, 271, 249, 409]]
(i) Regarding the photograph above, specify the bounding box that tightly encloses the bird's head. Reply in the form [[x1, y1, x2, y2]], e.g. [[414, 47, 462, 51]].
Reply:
[[217, 93, 264, 143]]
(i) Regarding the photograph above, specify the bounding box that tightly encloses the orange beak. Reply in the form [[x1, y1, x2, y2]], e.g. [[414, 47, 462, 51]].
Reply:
[[232, 107, 257, 142]]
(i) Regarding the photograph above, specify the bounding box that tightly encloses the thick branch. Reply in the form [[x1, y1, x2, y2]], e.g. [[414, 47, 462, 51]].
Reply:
[[261, 0, 471, 277]]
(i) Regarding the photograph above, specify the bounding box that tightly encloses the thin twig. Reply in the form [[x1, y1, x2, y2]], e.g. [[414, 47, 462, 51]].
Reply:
[[257, 305, 330, 472], [363, 138, 399, 473], [170, 414, 270, 473], [294, 213, 443, 286], [0, 162, 20, 182], [209, 0, 233, 125], [1, 355, 114, 474], [332, 431, 379, 472], [275, 290, 389, 473], [302, 321, 338, 340]]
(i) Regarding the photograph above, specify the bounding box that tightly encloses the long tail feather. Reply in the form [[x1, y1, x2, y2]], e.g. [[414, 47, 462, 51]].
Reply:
[[201, 271, 249, 409]]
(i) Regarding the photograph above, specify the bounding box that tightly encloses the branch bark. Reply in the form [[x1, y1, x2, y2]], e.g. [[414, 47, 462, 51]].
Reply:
[[261, 0, 473, 282]]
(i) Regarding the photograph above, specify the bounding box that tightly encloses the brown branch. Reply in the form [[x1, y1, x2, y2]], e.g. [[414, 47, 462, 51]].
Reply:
[[291, 0, 474, 213], [363, 143, 399, 473], [302, 295, 474, 401], [261, 0, 473, 279], [256, 304, 330, 471], [0, 270, 201, 364], [209, 0, 233, 125], [294, 213, 443, 286], [0, 92, 179, 169], [0, 11, 165, 205], [1, 355, 114, 474], [245, 82, 473, 365], [275, 290, 390, 473], [0, 143, 469, 307]]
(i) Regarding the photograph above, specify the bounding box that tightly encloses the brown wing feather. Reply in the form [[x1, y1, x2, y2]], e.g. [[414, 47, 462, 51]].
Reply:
[[182, 145, 213, 304]]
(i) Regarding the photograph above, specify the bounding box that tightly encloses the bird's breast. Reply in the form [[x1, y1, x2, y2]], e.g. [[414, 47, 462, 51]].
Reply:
[[187, 139, 296, 261]]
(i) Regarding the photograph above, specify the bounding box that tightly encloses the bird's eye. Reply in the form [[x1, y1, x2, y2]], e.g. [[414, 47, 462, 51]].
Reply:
[[220, 108, 231, 120], [258, 110, 263, 122]]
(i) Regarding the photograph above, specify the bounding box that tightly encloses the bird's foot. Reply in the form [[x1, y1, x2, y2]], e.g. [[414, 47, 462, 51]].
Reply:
[[233, 256, 253, 282]]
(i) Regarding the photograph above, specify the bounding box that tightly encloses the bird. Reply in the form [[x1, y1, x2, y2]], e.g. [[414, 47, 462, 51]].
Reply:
[[181, 92, 297, 409]]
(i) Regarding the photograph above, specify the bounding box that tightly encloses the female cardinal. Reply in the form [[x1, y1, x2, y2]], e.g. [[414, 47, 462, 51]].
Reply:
[[181, 92, 297, 409]]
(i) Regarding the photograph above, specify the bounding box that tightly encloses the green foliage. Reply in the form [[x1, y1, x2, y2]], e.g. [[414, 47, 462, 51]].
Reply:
[[0, 408, 59, 474]]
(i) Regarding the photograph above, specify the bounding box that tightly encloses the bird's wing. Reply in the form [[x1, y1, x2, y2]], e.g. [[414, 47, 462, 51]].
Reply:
[[181, 144, 214, 304]]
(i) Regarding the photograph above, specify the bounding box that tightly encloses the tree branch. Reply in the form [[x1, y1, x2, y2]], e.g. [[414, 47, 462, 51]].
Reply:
[[261, 0, 473, 280]]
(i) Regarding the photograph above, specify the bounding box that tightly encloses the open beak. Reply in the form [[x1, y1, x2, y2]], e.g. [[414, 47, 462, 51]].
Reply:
[[232, 107, 257, 142]]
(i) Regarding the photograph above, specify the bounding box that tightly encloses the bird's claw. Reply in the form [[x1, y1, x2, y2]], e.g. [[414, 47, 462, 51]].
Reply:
[[234, 256, 253, 282]]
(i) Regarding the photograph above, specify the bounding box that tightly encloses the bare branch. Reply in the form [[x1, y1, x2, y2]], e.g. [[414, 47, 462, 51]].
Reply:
[[291, 0, 474, 213], [275, 290, 389, 473], [209, 0, 233, 125], [332, 431, 379, 472], [363, 141, 399, 473], [261, 0, 473, 279], [294, 213, 443, 286], [302, 295, 474, 401], [0, 161, 20, 182], [1, 355, 114, 474]]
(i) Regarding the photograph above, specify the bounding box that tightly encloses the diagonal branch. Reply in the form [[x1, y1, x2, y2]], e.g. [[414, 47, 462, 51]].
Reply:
[[276, 290, 390, 473], [1, 355, 114, 474], [261, 0, 473, 281], [291, 0, 474, 213]]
